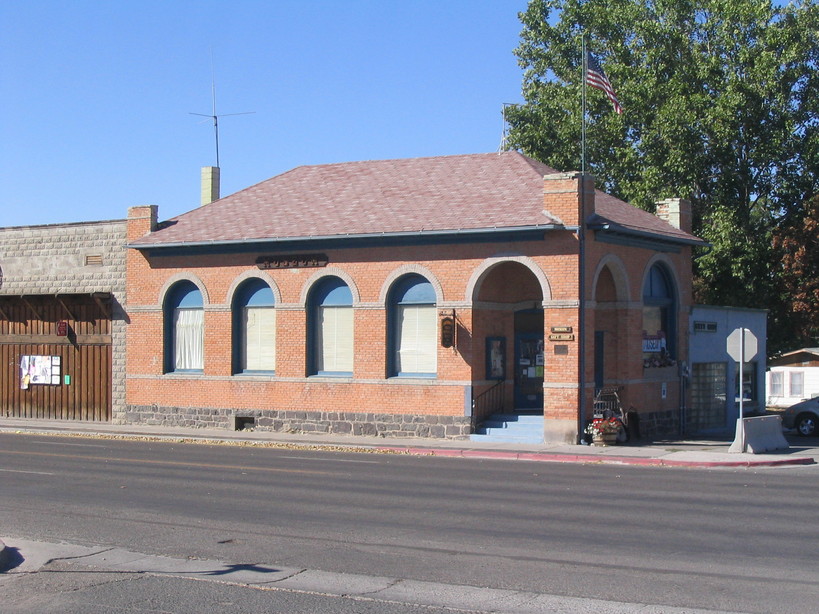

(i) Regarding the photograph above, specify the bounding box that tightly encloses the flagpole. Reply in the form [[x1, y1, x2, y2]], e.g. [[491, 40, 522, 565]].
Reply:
[[578, 34, 588, 444], [581, 36, 587, 176]]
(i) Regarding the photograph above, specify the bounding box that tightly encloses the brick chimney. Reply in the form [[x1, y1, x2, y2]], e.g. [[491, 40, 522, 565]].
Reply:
[[201, 166, 220, 206], [542, 172, 595, 226], [655, 198, 692, 233], [127, 205, 158, 241]]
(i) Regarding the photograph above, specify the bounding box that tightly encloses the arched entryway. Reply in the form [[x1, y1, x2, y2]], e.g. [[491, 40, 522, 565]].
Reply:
[[470, 258, 548, 419], [591, 258, 630, 392]]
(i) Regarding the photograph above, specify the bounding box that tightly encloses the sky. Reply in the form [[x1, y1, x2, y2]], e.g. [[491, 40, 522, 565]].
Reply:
[[0, 0, 529, 228]]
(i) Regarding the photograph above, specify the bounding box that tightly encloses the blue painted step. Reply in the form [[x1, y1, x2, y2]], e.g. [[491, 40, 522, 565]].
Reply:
[[470, 413, 544, 444]]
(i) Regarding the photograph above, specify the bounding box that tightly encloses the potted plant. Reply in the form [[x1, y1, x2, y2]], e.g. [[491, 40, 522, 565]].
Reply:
[[585, 418, 621, 445]]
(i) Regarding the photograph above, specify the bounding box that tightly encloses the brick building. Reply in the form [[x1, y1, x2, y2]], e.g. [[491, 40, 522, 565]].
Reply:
[[0, 220, 127, 421], [125, 152, 704, 442]]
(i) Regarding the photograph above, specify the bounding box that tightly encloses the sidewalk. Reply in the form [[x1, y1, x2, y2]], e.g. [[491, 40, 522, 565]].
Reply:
[[0, 418, 816, 468]]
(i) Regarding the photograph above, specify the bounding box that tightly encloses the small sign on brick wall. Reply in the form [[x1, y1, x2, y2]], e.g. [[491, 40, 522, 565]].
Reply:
[[256, 254, 328, 269]]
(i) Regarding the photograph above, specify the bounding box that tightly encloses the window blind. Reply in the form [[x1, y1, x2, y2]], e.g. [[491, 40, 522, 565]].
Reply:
[[317, 306, 353, 373], [397, 304, 437, 374], [243, 306, 276, 371]]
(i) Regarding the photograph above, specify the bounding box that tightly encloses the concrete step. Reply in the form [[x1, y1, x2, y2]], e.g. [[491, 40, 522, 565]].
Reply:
[[470, 413, 544, 444], [481, 416, 543, 429], [469, 431, 544, 444]]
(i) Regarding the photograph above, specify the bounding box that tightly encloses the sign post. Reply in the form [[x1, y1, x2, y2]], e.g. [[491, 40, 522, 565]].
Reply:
[[726, 327, 758, 453]]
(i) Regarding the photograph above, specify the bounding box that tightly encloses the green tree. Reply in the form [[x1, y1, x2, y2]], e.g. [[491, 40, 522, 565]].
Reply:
[[507, 0, 819, 350]]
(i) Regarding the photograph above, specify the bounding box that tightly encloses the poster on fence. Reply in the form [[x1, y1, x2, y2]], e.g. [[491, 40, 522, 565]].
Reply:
[[20, 355, 61, 388]]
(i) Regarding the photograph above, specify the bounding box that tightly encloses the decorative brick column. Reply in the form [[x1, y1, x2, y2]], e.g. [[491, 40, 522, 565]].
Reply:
[[540, 172, 596, 443]]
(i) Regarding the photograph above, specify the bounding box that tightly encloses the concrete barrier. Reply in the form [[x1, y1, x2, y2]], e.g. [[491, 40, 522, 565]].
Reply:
[[0, 539, 8, 570], [729, 415, 789, 454]]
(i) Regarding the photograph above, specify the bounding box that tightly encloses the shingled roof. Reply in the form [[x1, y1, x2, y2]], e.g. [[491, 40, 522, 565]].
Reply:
[[130, 151, 703, 249]]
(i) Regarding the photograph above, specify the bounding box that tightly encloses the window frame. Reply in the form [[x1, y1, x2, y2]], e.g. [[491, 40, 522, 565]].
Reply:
[[307, 276, 354, 377], [232, 278, 276, 375], [387, 275, 437, 378], [163, 281, 204, 374], [735, 361, 758, 405], [790, 371, 804, 398], [642, 264, 677, 365], [769, 371, 784, 397]]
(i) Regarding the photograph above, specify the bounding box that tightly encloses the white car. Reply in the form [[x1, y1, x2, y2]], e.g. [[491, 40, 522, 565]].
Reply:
[[781, 397, 819, 437]]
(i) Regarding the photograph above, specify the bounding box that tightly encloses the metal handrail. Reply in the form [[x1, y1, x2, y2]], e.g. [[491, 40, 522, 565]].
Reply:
[[472, 379, 505, 421]]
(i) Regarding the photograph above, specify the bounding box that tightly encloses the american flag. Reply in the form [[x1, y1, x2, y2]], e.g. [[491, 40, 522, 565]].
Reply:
[[586, 52, 622, 114]]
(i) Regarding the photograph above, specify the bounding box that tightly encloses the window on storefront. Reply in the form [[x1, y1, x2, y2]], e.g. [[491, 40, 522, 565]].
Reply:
[[164, 281, 204, 373], [735, 361, 757, 404], [642, 264, 676, 368], [388, 275, 437, 377], [232, 279, 276, 374], [308, 277, 353, 376]]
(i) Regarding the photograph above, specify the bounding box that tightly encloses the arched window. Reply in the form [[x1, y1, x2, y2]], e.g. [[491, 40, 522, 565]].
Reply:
[[388, 275, 437, 377], [233, 279, 276, 374], [308, 277, 353, 376], [642, 264, 676, 367], [164, 281, 204, 373]]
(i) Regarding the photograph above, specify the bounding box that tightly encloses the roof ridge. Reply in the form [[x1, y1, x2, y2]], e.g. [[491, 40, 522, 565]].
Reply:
[[297, 151, 503, 168], [513, 152, 559, 176]]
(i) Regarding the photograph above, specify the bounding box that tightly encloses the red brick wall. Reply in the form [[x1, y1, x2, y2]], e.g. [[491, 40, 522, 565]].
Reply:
[[125, 237, 584, 417], [584, 230, 694, 433], [125, 190, 696, 439]]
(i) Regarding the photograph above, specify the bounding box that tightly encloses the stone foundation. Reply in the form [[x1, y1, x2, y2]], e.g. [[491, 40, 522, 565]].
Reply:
[[124, 405, 472, 439], [638, 409, 680, 440]]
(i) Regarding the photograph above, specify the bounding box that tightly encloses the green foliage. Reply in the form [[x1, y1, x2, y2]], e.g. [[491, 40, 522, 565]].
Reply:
[[508, 0, 819, 352], [769, 195, 819, 353]]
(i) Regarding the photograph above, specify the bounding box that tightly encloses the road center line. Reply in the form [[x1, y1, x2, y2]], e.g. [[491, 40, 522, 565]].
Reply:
[[33, 441, 107, 448], [0, 468, 56, 475]]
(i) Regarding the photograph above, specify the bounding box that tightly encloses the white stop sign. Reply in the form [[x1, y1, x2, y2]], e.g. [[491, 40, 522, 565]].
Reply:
[[727, 328, 758, 362]]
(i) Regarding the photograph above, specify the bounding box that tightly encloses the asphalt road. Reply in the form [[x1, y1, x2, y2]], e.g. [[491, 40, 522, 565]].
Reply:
[[1, 432, 817, 613]]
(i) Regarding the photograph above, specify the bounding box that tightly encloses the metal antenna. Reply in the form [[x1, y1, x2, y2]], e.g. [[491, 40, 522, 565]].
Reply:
[[190, 53, 254, 168], [498, 103, 515, 153]]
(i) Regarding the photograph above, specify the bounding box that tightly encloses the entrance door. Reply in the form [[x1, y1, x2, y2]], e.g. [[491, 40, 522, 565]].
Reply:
[[514, 310, 544, 410]]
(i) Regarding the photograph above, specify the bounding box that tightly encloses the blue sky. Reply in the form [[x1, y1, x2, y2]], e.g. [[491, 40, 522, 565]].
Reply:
[[1, 1, 528, 227]]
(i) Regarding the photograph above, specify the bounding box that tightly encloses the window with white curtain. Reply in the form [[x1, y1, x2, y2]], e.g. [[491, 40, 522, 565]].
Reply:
[[164, 281, 204, 373], [770, 371, 784, 396], [233, 279, 276, 373], [790, 371, 804, 398], [390, 275, 437, 377], [309, 277, 353, 376], [174, 308, 204, 370]]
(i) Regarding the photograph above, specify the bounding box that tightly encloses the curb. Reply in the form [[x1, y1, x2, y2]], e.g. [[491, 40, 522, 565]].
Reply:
[[1, 425, 815, 469], [379, 446, 816, 468]]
